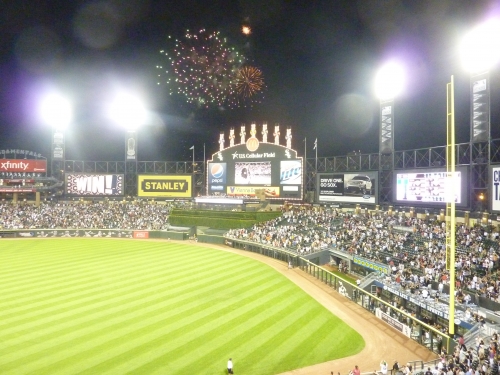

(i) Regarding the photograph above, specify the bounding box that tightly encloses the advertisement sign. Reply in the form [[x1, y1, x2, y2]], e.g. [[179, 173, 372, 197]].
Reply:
[[353, 256, 390, 274], [280, 160, 302, 184], [138, 175, 192, 198], [133, 231, 149, 239], [317, 172, 377, 204], [52, 130, 64, 161], [0, 187, 36, 193], [0, 159, 47, 173], [227, 186, 279, 197], [375, 308, 412, 337], [66, 174, 124, 196], [491, 166, 500, 212], [336, 279, 353, 300], [208, 162, 227, 185], [393, 167, 468, 207]]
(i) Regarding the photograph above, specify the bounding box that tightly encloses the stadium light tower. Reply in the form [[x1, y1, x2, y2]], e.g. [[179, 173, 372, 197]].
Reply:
[[459, 18, 500, 203], [39, 92, 73, 180], [374, 61, 405, 204], [39, 92, 73, 130], [448, 19, 500, 344], [107, 91, 148, 196]]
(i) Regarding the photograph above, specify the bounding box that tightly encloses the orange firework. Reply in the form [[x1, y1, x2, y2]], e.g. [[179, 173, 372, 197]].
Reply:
[[242, 25, 251, 35], [235, 66, 264, 98]]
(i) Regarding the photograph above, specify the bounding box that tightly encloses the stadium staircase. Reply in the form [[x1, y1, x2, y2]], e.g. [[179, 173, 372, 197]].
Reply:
[[358, 272, 380, 289], [463, 322, 482, 348]]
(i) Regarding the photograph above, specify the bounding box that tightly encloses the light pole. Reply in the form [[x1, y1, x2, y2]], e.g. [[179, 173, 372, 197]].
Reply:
[[108, 92, 147, 197], [38, 91, 72, 205], [374, 61, 405, 204], [38, 92, 72, 179], [460, 18, 500, 211]]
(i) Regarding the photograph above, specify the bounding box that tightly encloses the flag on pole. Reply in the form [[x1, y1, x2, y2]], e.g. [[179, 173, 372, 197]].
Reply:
[[189, 145, 194, 150], [313, 138, 317, 150]]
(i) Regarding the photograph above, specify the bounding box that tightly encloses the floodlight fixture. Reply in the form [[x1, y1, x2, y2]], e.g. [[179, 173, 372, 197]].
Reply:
[[108, 92, 147, 131], [460, 18, 500, 73], [374, 61, 405, 101], [39, 92, 72, 130]]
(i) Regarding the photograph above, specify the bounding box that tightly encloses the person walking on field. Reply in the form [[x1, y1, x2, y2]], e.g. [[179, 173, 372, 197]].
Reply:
[[227, 358, 233, 374]]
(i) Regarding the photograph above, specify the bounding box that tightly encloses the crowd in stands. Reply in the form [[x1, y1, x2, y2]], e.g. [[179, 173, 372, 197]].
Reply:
[[0, 201, 172, 230], [226, 208, 342, 254], [418, 331, 500, 375], [225, 207, 500, 305]]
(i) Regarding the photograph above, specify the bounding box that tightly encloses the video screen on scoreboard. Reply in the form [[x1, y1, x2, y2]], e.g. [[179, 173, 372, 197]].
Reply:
[[234, 161, 272, 185], [393, 167, 468, 207]]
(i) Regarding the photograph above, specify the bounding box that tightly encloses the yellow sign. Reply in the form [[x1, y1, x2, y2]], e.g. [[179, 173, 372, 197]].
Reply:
[[227, 186, 279, 197], [138, 175, 192, 197]]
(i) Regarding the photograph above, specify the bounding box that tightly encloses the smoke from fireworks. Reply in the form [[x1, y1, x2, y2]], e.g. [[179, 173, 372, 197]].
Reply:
[[157, 29, 245, 108]]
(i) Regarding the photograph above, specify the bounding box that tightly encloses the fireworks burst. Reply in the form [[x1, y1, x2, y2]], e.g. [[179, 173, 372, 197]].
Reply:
[[241, 25, 251, 35], [235, 66, 264, 99], [157, 29, 245, 108]]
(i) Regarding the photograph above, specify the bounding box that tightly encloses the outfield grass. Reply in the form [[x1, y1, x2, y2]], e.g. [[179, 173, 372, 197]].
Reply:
[[0, 239, 364, 375]]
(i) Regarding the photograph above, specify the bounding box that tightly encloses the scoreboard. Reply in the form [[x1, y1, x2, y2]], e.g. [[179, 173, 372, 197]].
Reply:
[[207, 140, 302, 199]]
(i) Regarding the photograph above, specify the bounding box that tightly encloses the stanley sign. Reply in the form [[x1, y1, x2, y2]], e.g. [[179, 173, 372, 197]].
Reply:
[[138, 175, 192, 198]]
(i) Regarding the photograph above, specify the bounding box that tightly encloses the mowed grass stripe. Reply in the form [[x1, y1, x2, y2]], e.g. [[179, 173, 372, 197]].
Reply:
[[0, 258, 282, 354], [152, 292, 320, 375], [2, 271, 275, 347], [60, 279, 309, 375], [3, 271, 297, 374], [0, 240, 211, 287], [0, 255, 270, 340], [0, 241, 195, 287], [0, 245, 249, 304], [0, 243, 256, 310], [0, 250, 264, 324], [0, 239, 364, 375], [0, 239, 150, 272]]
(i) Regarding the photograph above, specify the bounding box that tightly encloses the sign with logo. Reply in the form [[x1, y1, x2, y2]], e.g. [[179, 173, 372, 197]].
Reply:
[[491, 166, 500, 212], [138, 175, 192, 197], [65, 174, 124, 196], [317, 172, 377, 204], [280, 160, 302, 184], [0, 159, 47, 173], [209, 162, 226, 184], [133, 231, 149, 239], [227, 186, 279, 197], [52, 130, 64, 161], [353, 256, 389, 274]]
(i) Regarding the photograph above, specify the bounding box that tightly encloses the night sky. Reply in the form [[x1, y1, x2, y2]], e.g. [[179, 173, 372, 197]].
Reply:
[[0, 0, 499, 163]]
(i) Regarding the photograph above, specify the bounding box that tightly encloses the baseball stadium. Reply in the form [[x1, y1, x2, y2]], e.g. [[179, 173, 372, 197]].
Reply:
[[3, 3, 500, 375], [2, 111, 500, 375]]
